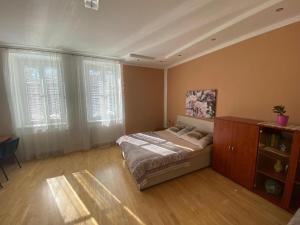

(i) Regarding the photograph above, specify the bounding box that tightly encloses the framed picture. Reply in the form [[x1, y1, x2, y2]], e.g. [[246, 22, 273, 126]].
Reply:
[[185, 89, 217, 119]]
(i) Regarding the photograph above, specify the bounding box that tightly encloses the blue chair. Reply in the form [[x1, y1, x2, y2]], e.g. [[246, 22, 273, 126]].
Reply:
[[0, 137, 21, 182]]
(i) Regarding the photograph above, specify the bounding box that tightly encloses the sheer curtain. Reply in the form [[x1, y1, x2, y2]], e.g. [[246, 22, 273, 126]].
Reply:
[[67, 56, 125, 150], [2, 49, 124, 161]]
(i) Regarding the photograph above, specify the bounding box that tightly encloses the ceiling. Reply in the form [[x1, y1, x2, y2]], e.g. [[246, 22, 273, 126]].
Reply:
[[0, 0, 299, 68]]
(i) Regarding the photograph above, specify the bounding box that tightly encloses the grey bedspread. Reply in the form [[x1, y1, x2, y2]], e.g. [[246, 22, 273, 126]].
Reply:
[[116, 132, 191, 183]]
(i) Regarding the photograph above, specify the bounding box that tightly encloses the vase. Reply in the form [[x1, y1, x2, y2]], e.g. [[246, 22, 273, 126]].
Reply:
[[276, 115, 289, 126], [265, 179, 282, 196], [274, 159, 283, 173]]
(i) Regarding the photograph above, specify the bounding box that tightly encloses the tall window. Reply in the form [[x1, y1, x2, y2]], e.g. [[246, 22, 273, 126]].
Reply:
[[83, 59, 123, 123], [8, 51, 67, 127]]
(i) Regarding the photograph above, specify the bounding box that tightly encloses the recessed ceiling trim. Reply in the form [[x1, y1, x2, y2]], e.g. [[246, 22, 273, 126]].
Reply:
[[121, 62, 164, 69], [167, 14, 300, 69], [164, 0, 284, 59], [113, 0, 212, 56], [129, 53, 155, 60], [0, 43, 119, 61]]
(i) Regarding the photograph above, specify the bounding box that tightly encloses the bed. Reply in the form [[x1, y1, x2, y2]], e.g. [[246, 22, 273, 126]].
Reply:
[[117, 115, 214, 190]]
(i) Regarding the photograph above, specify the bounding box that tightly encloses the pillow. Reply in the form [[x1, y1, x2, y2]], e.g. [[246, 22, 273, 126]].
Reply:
[[169, 126, 180, 132], [176, 127, 194, 136], [186, 129, 207, 139], [166, 126, 185, 135], [167, 121, 195, 135], [174, 122, 186, 130], [198, 134, 213, 149], [180, 131, 213, 149]]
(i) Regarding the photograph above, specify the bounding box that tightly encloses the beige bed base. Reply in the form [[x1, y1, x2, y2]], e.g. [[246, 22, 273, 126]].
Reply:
[[138, 145, 212, 190]]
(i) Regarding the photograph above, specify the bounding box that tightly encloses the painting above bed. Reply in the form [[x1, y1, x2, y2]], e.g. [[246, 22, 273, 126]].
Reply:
[[185, 89, 217, 119]]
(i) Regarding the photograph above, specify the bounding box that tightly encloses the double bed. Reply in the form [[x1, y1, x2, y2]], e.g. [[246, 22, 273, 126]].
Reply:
[[117, 116, 214, 190]]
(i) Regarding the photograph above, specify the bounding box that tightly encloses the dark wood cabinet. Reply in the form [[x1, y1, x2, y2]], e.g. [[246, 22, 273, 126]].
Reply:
[[213, 117, 260, 189], [213, 116, 300, 211]]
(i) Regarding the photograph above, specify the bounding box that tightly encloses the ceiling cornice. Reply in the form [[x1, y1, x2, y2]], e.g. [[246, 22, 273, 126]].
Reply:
[[167, 14, 300, 69], [0, 43, 119, 61], [164, 0, 284, 59]]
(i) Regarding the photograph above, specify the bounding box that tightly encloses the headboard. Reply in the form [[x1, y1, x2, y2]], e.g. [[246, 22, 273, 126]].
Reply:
[[177, 115, 214, 133]]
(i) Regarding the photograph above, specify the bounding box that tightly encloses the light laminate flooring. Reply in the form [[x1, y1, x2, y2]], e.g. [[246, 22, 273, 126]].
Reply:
[[0, 146, 292, 225]]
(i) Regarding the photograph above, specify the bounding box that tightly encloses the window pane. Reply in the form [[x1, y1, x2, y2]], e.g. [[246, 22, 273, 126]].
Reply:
[[24, 67, 46, 125], [44, 67, 67, 124], [84, 60, 123, 123], [8, 52, 67, 127]]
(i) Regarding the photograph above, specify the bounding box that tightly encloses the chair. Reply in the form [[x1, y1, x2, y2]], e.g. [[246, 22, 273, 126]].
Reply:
[[0, 137, 21, 181]]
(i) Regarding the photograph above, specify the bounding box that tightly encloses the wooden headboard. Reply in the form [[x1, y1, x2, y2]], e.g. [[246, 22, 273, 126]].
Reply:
[[177, 115, 214, 133]]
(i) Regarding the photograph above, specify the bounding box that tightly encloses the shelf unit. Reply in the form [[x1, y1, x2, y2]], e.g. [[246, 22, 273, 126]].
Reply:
[[254, 123, 300, 211]]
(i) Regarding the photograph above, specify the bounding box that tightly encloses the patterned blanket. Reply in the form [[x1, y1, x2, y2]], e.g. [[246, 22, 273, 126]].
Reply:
[[116, 132, 190, 183]]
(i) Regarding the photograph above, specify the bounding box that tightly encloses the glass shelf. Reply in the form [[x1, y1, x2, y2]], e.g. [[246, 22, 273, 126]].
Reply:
[[256, 169, 286, 183], [259, 146, 290, 158]]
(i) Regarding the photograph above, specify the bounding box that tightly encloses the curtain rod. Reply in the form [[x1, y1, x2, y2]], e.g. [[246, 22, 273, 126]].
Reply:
[[0, 44, 120, 62]]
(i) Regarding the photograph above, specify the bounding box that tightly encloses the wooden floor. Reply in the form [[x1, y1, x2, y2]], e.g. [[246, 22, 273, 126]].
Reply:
[[0, 146, 292, 225]]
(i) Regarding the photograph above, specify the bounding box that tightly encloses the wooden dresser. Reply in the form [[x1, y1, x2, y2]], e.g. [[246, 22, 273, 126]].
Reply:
[[212, 116, 260, 190]]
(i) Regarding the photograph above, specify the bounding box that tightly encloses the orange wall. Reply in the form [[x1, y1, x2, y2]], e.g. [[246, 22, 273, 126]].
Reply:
[[167, 22, 300, 125], [123, 65, 164, 134]]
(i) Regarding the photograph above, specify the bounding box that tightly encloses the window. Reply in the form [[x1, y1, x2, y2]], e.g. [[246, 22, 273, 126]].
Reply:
[[83, 60, 123, 123], [8, 52, 67, 127]]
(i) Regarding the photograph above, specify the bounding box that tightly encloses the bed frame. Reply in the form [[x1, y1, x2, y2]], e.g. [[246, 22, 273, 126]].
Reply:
[[138, 116, 214, 190]]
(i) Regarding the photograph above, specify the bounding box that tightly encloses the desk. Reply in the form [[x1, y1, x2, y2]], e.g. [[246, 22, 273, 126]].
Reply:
[[0, 136, 11, 144]]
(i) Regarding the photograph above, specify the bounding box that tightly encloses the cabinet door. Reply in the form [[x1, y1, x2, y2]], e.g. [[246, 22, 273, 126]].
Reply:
[[231, 122, 259, 189], [213, 119, 233, 177], [285, 132, 300, 209]]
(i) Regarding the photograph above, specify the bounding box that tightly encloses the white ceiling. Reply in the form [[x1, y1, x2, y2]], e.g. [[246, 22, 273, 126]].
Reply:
[[0, 0, 299, 68]]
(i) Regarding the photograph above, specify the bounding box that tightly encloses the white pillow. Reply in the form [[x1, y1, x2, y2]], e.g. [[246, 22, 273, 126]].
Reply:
[[175, 127, 194, 137], [180, 132, 213, 149], [166, 126, 180, 135]]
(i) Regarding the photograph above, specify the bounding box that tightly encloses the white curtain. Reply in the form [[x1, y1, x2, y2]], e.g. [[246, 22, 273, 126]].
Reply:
[[1, 49, 124, 161]]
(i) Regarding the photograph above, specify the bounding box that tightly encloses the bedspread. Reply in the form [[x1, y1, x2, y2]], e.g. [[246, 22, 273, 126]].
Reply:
[[116, 132, 191, 182]]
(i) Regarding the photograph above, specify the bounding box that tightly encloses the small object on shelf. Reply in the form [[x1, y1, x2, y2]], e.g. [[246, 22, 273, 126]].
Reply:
[[285, 164, 288, 173], [272, 105, 289, 126], [274, 160, 283, 173], [265, 179, 283, 196], [270, 134, 279, 148], [279, 143, 287, 152]]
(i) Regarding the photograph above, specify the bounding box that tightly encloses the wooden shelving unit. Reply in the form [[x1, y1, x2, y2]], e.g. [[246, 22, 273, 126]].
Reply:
[[254, 123, 300, 211]]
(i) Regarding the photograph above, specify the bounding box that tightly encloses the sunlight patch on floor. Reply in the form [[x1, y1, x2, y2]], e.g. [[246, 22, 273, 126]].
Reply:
[[47, 175, 98, 225], [73, 172, 111, 210], [73, 170, 147, 225]]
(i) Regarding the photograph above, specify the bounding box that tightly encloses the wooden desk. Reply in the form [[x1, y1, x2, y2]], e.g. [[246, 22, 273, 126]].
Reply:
[[0, 136, 11, 144]]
